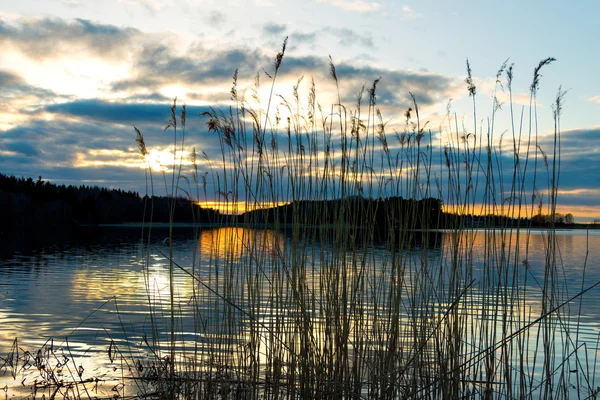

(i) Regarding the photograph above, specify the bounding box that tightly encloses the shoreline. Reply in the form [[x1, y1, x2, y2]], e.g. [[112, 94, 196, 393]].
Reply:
[[84, 222, 600, 231]]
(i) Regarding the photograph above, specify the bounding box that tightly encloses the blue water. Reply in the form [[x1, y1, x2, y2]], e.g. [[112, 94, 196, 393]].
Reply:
[[1, 227, 600, 397]]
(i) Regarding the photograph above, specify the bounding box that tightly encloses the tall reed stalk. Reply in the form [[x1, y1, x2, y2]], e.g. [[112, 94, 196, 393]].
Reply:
[[131, 40, 596, 399]]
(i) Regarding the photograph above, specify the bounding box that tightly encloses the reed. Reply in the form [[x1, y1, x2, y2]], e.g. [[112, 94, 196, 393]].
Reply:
[[120, 39, 600, 399], [5, 39, 592, 399]]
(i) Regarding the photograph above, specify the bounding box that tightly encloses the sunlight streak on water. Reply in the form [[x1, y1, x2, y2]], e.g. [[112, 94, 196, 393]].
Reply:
[[2, 227, 600, 396]]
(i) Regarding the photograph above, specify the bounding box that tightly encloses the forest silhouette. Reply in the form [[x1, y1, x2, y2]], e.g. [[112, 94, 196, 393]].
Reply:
[[0, 173, 578, 236]]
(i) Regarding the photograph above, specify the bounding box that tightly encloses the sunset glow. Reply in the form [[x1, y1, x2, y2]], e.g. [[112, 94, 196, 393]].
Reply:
[[198, 201, 291, 215], [0, 1, 598, 221]]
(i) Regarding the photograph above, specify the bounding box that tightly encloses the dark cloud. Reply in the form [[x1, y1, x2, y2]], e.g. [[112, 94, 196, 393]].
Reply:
[[0, 70, 23, 86], [0, 17, 138, 59], [4, 141, 41, 157], [0, 16, 448, 115], [0, 69, 57, 104], [290, 31, 317, 45], [12, 15, 597, 211], [325, 63, 453, 108], [127, 92, 173, 103], [541, 128, 600, 150], [107, 42, 454, 113], [263, 23, 287, 36], [111, 43, 265, 92], [277, 55, 325, 73], [0, 16, 457, 201], [2, 119, 131, 160], [0, 113, 225, 196], [205, 11, 225, 26], [282, 26, 371, 50], [3, 102, 600, 210], [432, 127, 600, 209], [43, 99, 171, 125], [533, 128, 600, 194], [323, 27, 374, 48], [41, 99, 213, 126]]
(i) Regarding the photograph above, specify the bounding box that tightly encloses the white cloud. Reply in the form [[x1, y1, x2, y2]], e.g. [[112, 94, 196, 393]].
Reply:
[[402, 5, 422, 18], [323, 27, 374, 47], [557, 188, 600, 196], [321, 0, 381, 13], [588, 95, 600, 104]]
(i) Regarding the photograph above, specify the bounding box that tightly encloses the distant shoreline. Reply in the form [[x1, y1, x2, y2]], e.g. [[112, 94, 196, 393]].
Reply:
[[85, 222, 600, 231]]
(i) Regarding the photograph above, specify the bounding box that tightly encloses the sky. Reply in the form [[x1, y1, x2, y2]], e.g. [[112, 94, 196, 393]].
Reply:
[[1, 0, 599, 220]]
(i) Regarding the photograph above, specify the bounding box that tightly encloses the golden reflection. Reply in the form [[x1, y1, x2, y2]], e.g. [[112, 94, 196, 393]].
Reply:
[[4, 228, 600, 395], [199, 227, 284, 260], [0, 337, 138, 398], [69, 264, 194, 304]]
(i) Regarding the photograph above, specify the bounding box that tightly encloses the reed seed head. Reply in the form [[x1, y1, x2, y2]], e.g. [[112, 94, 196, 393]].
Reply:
[[531, 57, 556, 94], [134, 126, 147, 158], [465, 59, 476, 96]]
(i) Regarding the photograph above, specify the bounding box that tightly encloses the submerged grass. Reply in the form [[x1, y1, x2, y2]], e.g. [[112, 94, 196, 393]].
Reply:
[[3, 40, 598, 399]]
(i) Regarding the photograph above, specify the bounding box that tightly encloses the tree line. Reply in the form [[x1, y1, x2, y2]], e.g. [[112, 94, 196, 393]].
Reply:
[[0, 173, 220, 231], [0, 172, 589, 234]]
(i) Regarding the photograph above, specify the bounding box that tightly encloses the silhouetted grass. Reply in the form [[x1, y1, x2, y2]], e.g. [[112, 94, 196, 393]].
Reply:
[[3, 40, 597, 399]]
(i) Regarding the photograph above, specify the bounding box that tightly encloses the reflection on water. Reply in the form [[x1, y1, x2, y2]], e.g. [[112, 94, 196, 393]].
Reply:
[[1, 227, 600, 396]]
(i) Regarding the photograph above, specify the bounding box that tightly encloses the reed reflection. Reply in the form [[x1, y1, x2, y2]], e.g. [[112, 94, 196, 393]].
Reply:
[[2, 228, 600, 397], [198, 227, 285, 262]]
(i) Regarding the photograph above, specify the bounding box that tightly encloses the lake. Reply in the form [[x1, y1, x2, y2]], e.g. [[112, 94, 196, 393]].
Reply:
[[1, 226, 600, 398]]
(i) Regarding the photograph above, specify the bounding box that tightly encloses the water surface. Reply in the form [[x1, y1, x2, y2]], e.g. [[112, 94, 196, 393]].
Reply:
[[2, 226, 600, 397]]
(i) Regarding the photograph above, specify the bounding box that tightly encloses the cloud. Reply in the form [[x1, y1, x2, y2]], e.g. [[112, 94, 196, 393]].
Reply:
[[0, 112, 225, 196], [290, 31, 317, 45], [558, 188, 600, 196], [321, 0, 381, 13], [1, 15, 447, 114], [103, 35, 456, 116], [511, 127, 600, 206], [263, 23, 287, 36], [538, 127, 600, 154], [1, 119, 133, 157], [0, 70, 23, 87], [588, 95, 600, 104], [0, 69, 56, 98], [285, 27, 371, 50], [0, 16, 139, 60], [205, 10, 225, 26], [0, 69, 60, 120], [330, 63, 454, 108], [401, 5, 423, 18], [40, 99, 214, 127], [4, 141, 42, 157], [323, 27, 374, 48], [3, 95, 600, 212], [111, 42, 266, 93], [0, 15, 494, 202]]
